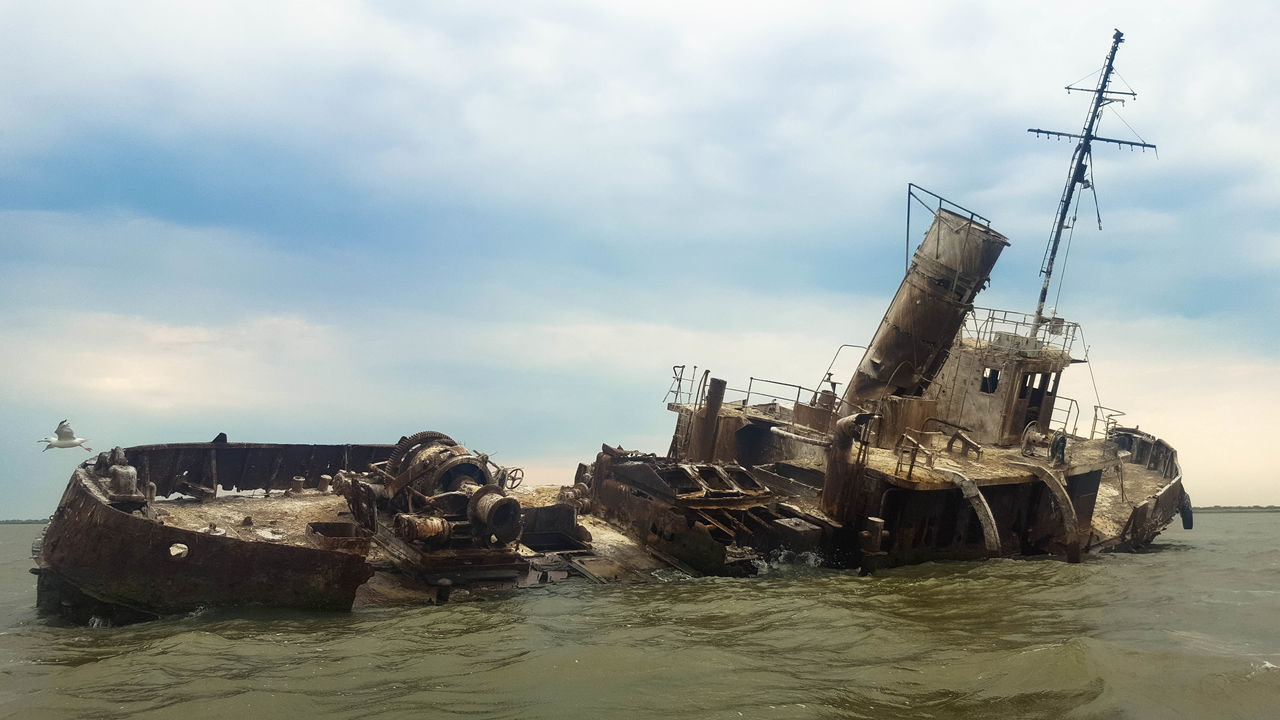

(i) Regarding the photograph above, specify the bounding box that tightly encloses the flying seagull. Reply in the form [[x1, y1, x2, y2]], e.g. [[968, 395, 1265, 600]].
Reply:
[[39, 420, 92, 452]]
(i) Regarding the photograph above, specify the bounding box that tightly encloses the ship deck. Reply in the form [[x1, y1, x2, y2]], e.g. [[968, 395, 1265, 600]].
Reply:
[[861, 440, 1118, 490], [155, 482, 670, 599], [1091, 462, 1179, 543], [765, 437, 1180, 550], [156, 490, 350, 548]]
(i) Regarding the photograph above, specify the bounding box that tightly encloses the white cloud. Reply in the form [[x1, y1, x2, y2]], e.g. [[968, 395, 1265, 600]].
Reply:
[[2, 2, 1278, 518], [15, 1, 1273, 244], [2, 312, 350, 413]]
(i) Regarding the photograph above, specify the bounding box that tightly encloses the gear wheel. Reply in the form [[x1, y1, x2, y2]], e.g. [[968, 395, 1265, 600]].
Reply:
[[386, 431, 458, 476]]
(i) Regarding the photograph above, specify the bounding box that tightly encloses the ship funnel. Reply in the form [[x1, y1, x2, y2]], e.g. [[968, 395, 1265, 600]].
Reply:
[[841, 208, 1008, 412]]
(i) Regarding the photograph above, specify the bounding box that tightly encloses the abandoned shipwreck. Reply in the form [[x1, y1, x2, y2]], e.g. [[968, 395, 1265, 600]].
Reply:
[[32, 29, 1190, 624]]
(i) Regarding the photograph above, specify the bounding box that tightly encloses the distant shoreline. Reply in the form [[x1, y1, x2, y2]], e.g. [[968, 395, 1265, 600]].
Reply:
[[1193, 507, 1280, 513], [0, 520, 48, 525]]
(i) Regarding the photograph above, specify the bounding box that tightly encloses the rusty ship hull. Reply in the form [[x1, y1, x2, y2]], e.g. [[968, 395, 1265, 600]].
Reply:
[[573, 31, 1191, 574], [35, 470, 375, 624], [32, 29, 1190, 627], [31, 203, 1191, 623], [33, 442, 393, 624], [33, 436, 624, 625], [577, 192, 1191, 578]]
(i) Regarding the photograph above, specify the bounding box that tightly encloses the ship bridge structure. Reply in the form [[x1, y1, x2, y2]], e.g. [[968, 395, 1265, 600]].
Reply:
[[645, 180, 1187, 573]]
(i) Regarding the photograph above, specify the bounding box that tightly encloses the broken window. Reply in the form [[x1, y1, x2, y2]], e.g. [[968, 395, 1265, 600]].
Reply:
[[980, 367, 1000, 393], [1019, 373, 1037, 399]]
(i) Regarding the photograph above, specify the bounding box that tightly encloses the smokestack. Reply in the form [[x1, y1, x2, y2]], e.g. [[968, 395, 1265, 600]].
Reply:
[[694, 377, 727, 462], [841, 209, 1009, 411]]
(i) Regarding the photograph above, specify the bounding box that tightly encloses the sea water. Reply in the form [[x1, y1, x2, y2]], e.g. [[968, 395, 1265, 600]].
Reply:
[[1, 514, 1276, 719]]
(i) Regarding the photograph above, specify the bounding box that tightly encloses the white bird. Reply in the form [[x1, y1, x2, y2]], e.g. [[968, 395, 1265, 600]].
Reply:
[[39, 420, 92, 452]]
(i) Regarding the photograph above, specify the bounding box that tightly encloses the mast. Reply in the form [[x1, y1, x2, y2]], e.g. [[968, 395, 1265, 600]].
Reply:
[[1027, 29, 1156, 337]]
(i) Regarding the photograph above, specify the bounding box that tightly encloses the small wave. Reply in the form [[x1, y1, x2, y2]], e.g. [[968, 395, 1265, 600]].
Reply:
[[750, 549, 828, 575], [184, 606, 210, 619], [647, 568, 691, 583], [1246, 660, 1279, 679]]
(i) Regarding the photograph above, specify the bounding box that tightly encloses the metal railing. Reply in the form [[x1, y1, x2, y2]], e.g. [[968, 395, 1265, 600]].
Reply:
[[666, 364, 845, 450], [962, 307, 1080, 357], [816, 343, 864, 399], [738, 377, 828, 409], [906, 184, 992, 273], [1090, 405, 1126, 441], [666, 365, 709, 406], [668, 366, 833, 413], [1048, 397, 1081, 437]]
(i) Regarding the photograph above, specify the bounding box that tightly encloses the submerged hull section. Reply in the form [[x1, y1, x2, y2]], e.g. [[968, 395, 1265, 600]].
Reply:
[[586, 447, 842, 576], [34, 441, 394, 624], [36, 471, 374, 623], [1094, 427, 1188, 550], [32, 435, 638, 626], [645, 367, 1189, 574]]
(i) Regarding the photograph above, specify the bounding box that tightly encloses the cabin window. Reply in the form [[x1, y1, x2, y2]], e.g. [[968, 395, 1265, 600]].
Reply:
[[1048, 372, 1061, 396], [1019, 373, 1036, 399], [980, 367, 1000, 393]]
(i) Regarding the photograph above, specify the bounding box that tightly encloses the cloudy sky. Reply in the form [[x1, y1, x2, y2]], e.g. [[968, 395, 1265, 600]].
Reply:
[[3, 1, 1276, 518]]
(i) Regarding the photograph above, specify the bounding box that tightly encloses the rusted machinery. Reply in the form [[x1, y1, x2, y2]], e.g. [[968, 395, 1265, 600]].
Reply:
[[581, 444, 837, 576], [34, 429, 607, 624], [342, 431, 531, 587]]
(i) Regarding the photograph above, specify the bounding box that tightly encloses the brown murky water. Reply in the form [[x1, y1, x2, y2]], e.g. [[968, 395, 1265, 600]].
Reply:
[[1, 514, 1276, 719]]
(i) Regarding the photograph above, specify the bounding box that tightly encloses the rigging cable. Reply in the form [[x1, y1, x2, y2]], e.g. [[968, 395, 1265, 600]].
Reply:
[[1111, 69, 1137, 96], [1067, 66, 1103, 90], [1089, 161, 1103, 230], [1107, 106, 1158, 158], [1077, 327, 1103, 408], [1052, 185, 1086, 315]]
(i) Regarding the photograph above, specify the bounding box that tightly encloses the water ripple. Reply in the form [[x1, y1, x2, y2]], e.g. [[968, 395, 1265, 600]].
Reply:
[[2, 514, 1278, 719]]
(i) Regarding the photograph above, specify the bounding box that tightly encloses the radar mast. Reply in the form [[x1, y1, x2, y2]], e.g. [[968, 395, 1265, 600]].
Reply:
[[1028, 29, 1156, 337]]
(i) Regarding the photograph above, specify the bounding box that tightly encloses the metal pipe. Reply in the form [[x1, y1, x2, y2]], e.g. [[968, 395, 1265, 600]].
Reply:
[[834, 413, 876, 445], [769, 426, 832, 448], [695, 377, 726, 462]]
